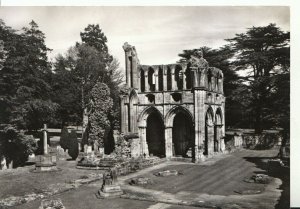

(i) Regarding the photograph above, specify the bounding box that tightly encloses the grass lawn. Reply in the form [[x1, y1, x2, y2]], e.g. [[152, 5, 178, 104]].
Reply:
[[0, 158, 104, 199], [131, 149, 279, 196]]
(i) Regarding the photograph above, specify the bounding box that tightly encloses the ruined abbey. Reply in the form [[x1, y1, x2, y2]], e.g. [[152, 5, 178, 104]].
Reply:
[[120, 43, 225, 162]]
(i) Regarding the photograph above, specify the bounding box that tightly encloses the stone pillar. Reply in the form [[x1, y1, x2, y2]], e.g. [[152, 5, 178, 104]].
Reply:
[[125, 51, 131, 88], [192, 68, 199, 87], [139, 126, 149, 157], [163, 66, 168, 91], [120, 97, 125, 133], [193, 89, 205, 161], [132, 53, 138, 89], [220, 78, 224, 94], [124, 103, 129, 133], [43, 124, 48, 155], [181, 64, 187, 90], [171, 65, 176, 90], [144, 70, 149, 92], [165, 127, 173, 158], [154, 67, 159, 91]]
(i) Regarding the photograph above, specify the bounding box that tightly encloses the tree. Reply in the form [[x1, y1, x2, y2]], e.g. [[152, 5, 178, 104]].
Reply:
[[80, 24, 113, 64], [0, 20, 58, 130], [226, 23, 290, 133], [68, 130, 79, 160], [60, 127, 70, 151], [51, 54, 82, 127], [89, 82, 113, 147]]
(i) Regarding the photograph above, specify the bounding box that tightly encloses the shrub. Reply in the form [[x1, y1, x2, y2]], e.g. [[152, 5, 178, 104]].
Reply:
[[60, 127, 70, 151], [0, 125, 37, 167], [68, 130, 79, 160]]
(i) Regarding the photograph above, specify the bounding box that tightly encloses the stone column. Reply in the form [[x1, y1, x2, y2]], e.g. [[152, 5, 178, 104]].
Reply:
[[125, 51, 131, 88], [139, 126, 149, 157], [163, 66, 168, 91], [124, 103, 129, 133], [120, 97, 125, 133], [220, 79, 224, 94], [144, 70, 149, 92], [43, 124, 48, 155], [193, 89, 205, 162], [181, 64, 187, 90], [154, 67, 159, 91], [165, 127, 173, 158], [191, 68, 199, 87], [171, 65, 176, 90], [132, 54, 138, 89]]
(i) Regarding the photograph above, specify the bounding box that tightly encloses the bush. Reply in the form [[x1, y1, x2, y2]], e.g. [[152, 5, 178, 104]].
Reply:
[[0, 125, 37, 167], [60, 127, 70, 151], [68, 130, 79, 160]]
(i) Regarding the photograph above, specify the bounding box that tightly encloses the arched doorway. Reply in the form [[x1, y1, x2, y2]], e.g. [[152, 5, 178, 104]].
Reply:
[[214, 108, 222, 152], [205, 107, 214, 155], [146, 112, 165, 157], [172, 111, 194, 158]]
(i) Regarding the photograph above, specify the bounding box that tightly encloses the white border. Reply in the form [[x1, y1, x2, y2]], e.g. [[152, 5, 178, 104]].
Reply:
[[1, 0, 299, 207]]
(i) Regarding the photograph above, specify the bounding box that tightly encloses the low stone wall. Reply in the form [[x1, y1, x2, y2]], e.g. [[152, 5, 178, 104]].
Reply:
[[77, 156, 165, 176], [225, 129, 282, 150]]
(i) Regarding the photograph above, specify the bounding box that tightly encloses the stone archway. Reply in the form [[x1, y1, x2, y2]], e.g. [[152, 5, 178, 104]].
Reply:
[[205, 107, 214, 156], [172, 112, 194, 157], [165, 106, 195, 159], [146, 111, 165, 157]]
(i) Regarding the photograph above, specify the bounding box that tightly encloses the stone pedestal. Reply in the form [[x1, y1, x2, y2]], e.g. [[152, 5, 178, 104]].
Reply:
[[98, 184, 123, 198], [35, 154, 57, 171], [98, 168, 123, 198]]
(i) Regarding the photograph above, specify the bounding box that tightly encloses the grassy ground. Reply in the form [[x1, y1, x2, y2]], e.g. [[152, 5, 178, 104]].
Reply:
[[1, 148, 289, 209], [132, 149, 279, 195], [14, 182, 202, 209], [0, 159, 103, 199]]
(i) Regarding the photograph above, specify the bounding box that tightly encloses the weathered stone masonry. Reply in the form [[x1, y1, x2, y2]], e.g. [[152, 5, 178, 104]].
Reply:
[[120, 42, 225, 162]]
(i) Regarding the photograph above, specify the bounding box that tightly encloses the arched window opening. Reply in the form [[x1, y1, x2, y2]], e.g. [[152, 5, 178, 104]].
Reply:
[[214, 108, 222, 152], [185, 67, 192, 89], [207, 70, 212, 91], [140, 69, 145, 92], [158, 67, 163, 91], [148, 68, 155, 92], [171, 92, 182, 102], [175, 66, 183, 90], [129, 56, 133, 87], [205, 107, 214, 156], [129, 92, 138, 133], [167, 67, 172, 90], [146, 94, 155, 104]]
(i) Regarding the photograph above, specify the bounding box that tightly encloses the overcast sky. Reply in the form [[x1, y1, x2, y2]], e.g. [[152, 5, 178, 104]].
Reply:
[[0, 6, 290, 70]]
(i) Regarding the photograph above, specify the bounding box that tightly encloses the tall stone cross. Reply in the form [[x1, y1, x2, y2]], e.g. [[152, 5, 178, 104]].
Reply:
[[43, 124, 48, 155]]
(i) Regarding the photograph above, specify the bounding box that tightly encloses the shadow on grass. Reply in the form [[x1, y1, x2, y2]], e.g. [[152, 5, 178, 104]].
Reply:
[[244, 155, 290, 209]]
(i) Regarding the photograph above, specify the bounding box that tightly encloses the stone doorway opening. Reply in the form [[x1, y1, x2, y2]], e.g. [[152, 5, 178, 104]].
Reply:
[[172, 112, 194, 158], [146, 112, 165, 157]]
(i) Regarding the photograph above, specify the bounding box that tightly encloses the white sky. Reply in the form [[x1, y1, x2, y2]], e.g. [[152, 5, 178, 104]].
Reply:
[[0, 6, 290, 70]]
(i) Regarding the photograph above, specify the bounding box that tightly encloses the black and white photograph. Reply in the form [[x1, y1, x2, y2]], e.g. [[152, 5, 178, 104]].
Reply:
[[0, 3, 296, 209]]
